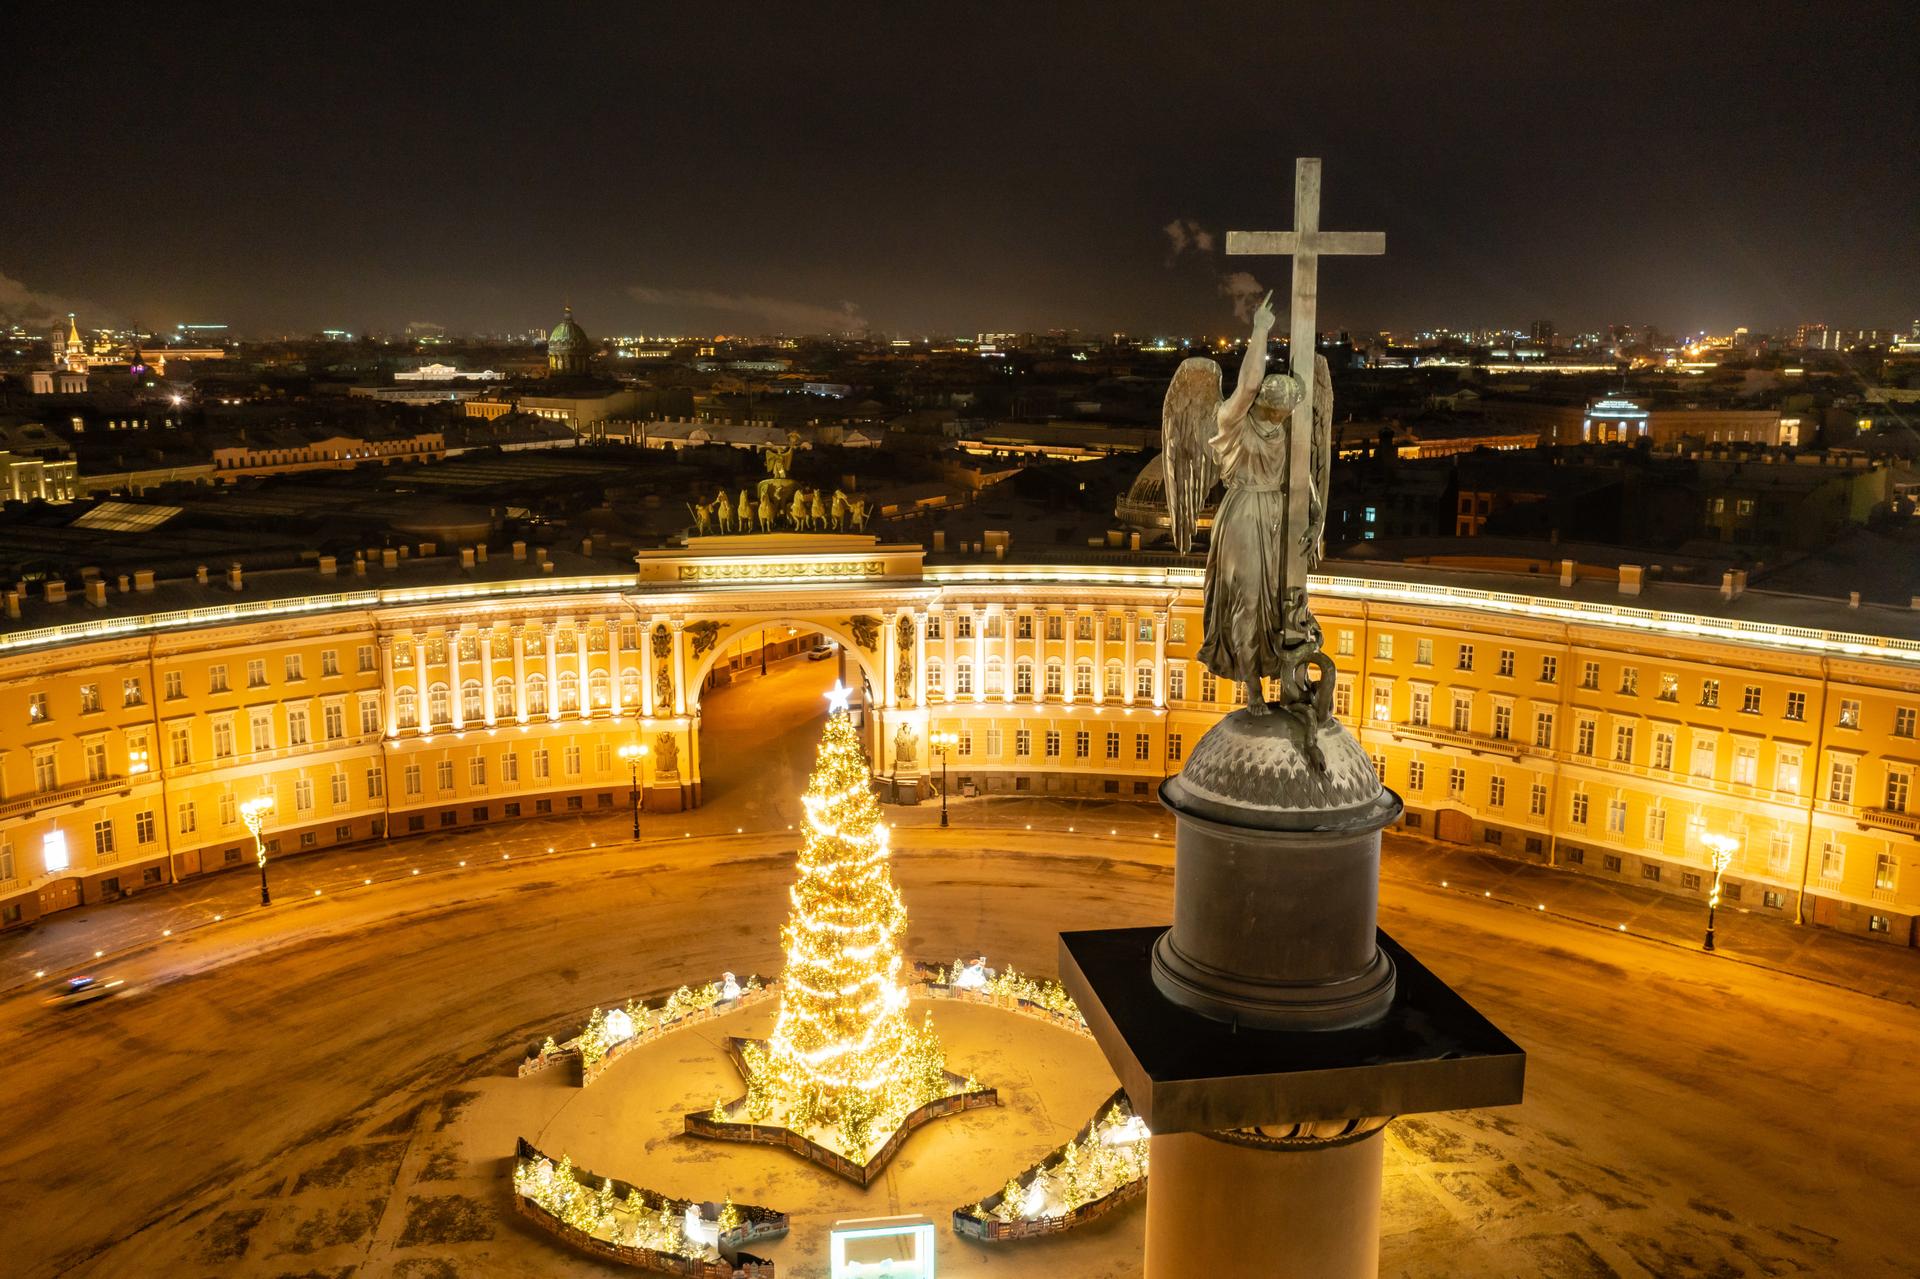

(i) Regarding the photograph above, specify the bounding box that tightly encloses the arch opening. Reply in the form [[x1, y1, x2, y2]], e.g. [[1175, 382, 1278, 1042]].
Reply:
[[690, 618, 888, 819]]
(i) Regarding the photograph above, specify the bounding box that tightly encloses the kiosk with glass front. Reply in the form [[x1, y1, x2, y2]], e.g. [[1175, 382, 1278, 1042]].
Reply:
[[828, 1214, 936, 1279]]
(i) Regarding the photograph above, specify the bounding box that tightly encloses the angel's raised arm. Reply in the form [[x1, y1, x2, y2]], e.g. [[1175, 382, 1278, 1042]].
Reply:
[[1221, 292, 1275, 424]]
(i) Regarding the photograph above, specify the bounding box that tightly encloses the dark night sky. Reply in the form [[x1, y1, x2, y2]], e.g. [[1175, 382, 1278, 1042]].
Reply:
[[4, 3, 1915, 339]]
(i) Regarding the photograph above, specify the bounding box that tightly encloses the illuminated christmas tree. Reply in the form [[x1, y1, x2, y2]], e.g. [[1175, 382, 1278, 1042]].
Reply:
[[751, 684, 952, 1153]]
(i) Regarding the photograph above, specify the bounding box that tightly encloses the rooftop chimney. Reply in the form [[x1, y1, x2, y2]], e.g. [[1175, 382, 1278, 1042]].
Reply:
[[227, 563, 244, 591], [354, 555, 367, 577], [581, 537, 593, 556], [459, 548, 475, 568], [44, 581, 67, 604], [382, 548, 398, 569], [318, 555, 338, 576], [512, 540, 527, 561], [1559, 559, 1575, 587], [418, 542, 435, 557], [475, 544, 488, 564], [196, 564, 209, 585], [84, 580, 107, 607], [133, 569, 155, 592], [1617, 564, 1644, 596], [932, 529, 946, 552], [116, 574, 130, 593], [1848, 591, 1861, 609], [1719, 570, 1745, 600], [4, 594, 18, 619]]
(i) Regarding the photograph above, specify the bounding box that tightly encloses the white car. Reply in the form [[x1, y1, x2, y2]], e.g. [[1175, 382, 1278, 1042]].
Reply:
[[42, 975, 125, 1008], [807, 644, 838, 661]]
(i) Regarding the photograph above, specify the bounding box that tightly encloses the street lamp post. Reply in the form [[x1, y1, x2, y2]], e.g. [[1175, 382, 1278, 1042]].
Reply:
[[1701, 833, 1737, 952], [930, 731, 958, 828], [241, 796, 275, 906], [618, 743, 649, 840]]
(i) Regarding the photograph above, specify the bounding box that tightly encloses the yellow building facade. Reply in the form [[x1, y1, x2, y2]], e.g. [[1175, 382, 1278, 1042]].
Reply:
[[2, 536, 1915, 946]]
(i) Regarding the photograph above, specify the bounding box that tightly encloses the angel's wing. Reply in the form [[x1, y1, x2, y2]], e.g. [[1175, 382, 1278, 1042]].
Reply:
[[1306, 352, 1334, 567], [1162, 357, 1223, 553]]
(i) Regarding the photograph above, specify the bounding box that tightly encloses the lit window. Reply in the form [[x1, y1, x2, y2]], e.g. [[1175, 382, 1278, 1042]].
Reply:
[[43, 830, 70, 873]]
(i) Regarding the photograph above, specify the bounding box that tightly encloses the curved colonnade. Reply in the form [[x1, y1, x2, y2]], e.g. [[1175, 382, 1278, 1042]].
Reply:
[[1, 533, 1915, 945]]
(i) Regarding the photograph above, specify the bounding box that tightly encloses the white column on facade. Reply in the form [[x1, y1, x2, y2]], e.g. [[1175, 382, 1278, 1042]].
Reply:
[[608, 615, 623, 718], [1123, 609, 1138, 706], [414, 632, 431, 732], [671, 620, 687, 715], [972, 607, 986, 705], [641, 618, 658, 718], [1063, 606, 1077, 705], [1002, 605, 1016, 704], [883, 608, 899, 709], [914, 608, 929, 708], [379, 635, 398, 736], [575, 625, 591, 721], [1153, 610, 1168, 707], [544, 624, 560, 723], [448, 627, 465, 729], [511, 624, 528, 724], [479, 627, 497, 725], [943, 608, 956, 705], [1093, 609, 1107, 705]]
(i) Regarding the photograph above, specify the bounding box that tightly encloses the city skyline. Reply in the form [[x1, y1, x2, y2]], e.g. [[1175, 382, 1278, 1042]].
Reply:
[[3, 4, 1915, 339]]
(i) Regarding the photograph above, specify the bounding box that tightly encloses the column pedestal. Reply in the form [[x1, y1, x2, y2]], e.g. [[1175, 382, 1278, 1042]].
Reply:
[[1145, 1127, 1384, 1279], [1061, 705, 1525, 1279]]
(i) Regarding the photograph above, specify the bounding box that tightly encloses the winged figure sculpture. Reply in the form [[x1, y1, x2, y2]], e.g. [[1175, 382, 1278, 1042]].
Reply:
[[1162, 293, 1335, 722]]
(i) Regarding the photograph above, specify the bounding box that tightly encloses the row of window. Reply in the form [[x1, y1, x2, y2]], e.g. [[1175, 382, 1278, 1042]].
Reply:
[[1370, 684, 1911, 806], [26, 648, 383, 724], [6, 767, 391, 880], [393, 669, 645, 727], [925, 658, 1159, 700], [934, 724, 1166, 763], [925, 613, 1180, 644], [27, 698, 381, 792], [1384, 752, 1902, 890], [1344, 633, 1906, 730], [396, 626, 645, 666]]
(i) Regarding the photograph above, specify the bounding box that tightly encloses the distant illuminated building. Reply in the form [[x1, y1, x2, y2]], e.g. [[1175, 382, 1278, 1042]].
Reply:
[[546, 305, 592, 374], [61, 313, 88, 372], [32, 313, 91, 394], [1582, 398, 1649, 443], [393, 362, 500, 382]]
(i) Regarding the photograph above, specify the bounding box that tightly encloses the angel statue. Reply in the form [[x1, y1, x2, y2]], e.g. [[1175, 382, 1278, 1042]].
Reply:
[[1162, 291, 1334, 723]]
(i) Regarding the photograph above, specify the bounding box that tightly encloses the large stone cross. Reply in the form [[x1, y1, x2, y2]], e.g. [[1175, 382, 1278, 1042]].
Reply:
[[1226, 157, 1384, 591]]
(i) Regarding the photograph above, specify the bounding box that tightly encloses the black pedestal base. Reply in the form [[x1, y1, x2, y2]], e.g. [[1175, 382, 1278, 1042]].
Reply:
[[1060, 926, 1524, 1134]]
